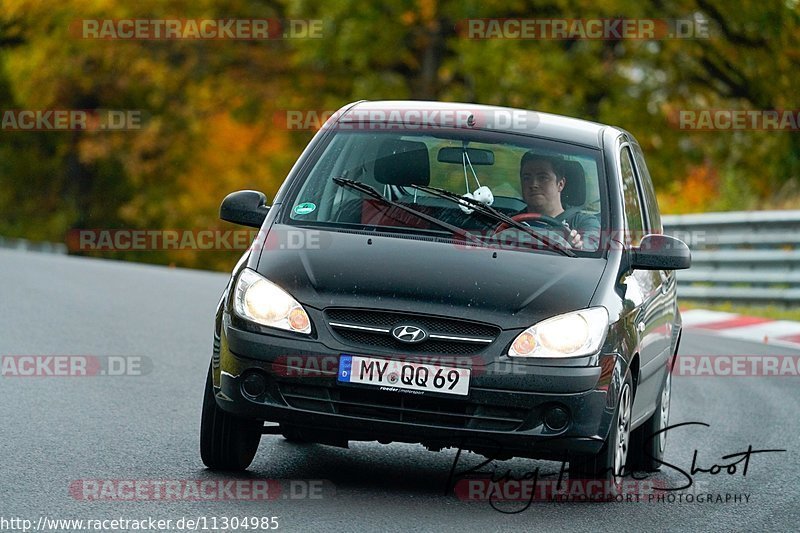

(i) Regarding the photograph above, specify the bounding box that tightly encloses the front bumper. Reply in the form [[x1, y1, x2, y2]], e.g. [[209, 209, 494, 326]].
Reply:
[[213, 318, 620, 460]]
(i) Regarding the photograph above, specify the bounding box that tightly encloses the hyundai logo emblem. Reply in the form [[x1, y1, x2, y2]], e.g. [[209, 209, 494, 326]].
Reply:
[[391, 325, 428, 344]]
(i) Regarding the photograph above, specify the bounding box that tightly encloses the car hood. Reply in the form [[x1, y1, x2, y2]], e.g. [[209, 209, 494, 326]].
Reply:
[[256, 227, 607, 329]]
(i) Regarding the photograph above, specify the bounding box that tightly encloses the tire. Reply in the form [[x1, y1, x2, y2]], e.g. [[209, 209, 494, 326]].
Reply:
[[628, 365, 672, 472], [570, 371, 633, 497], [200, 364, 263, 471]]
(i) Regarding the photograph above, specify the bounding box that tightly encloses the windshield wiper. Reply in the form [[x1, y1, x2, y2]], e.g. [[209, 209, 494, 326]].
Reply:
[[332, 177, 485, 248], [411, 184, 576, 257]]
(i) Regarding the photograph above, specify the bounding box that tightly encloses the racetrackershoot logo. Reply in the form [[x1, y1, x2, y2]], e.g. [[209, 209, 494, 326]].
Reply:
[[68, 479, 333, 501], [671, 355, 800, 377], [458, 18, 710, 40], [71, 19, 323, 40], [0, 109, 143, 131], [0, 355, 151, 377]]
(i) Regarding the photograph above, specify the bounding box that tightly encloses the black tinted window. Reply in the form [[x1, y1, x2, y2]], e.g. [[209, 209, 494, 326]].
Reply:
[[631, 144, 662, 233]]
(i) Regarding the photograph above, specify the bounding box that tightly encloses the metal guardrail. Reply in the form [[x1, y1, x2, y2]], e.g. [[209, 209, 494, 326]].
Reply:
[[0, 235, 68, 254], [663, 210, 800, 304]]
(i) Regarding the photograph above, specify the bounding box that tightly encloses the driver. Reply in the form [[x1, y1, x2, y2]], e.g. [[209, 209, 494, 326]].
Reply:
[[519, 151, 600, 250]]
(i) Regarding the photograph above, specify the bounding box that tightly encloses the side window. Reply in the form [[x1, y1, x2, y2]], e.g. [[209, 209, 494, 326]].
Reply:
[[631, 144, 662, 233], [620, 147, 645, 246]]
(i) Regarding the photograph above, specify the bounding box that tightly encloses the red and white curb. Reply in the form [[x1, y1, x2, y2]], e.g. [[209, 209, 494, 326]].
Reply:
[[681, 309, 800, 349]]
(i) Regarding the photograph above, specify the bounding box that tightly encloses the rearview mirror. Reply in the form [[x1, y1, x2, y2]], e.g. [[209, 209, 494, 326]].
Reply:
[[437, 147, 495, 165], [220, 190, 269, 228], [630, 234, 691, 270]]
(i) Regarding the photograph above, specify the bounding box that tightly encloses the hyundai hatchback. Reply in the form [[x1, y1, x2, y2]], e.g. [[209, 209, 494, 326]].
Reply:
[[200, 101, 690, 487]]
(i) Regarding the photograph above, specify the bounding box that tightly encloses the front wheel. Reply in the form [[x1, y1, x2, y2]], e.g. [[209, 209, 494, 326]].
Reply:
[[628, 367, 672, 471], [200, 364, 262, 471], [570, 371, 633, 496]]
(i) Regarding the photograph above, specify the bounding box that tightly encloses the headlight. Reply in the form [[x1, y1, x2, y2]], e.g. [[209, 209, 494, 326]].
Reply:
[[508, 307, 608, 358], [233, 268, 311, 334]]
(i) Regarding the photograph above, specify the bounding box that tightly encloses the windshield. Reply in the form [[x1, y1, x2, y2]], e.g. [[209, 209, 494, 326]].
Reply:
[[285, 128, 605, 255]]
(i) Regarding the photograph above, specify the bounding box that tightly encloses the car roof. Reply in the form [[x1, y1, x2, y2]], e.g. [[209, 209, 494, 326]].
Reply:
[[337, 100, 616, 149]]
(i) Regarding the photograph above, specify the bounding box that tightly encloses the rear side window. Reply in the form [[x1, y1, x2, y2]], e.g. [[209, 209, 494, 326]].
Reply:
[[620, 147, 644, 246], [631, 144, 662, 233]]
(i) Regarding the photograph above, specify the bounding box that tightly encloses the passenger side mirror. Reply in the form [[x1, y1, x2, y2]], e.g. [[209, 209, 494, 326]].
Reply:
[[220, 190, 269, 228], [630, 234, 691, 270]]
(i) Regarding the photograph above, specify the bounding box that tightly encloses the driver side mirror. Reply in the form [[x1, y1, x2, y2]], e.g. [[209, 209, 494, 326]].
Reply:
[[630, 234, 691, 270], [220, 190, 270, 228]]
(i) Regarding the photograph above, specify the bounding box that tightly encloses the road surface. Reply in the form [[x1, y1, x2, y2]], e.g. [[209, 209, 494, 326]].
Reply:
[[1, 248, 797, 532]]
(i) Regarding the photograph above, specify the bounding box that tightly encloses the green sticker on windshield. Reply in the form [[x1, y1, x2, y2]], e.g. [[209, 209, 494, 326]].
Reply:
[[293, 202, 317, 215]]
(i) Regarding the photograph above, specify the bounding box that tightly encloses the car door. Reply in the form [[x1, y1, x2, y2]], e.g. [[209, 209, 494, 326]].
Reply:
[[618, 143, 666, 419]]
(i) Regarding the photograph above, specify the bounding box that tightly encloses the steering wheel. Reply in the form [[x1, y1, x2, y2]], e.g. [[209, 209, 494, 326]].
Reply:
[[492, 212, 568, 235]]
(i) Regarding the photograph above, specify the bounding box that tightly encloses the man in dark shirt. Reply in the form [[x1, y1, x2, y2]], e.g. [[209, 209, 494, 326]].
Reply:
[[519, 152, 601, 250]]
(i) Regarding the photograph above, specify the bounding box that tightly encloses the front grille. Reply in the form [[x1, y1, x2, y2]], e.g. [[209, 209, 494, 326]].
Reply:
[[333, 330, 484, 354], [325, 308, 500, 355], [278, 382, 527, 431]]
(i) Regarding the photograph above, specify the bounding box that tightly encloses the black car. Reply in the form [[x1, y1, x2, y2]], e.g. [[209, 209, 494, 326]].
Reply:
[[200, 101, 690, 486]]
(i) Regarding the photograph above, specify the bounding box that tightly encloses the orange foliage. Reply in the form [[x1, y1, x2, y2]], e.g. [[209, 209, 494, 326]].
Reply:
[[161, 113, 290, 268], [176, 112, 288, 220], [657, 164, 719, 214]]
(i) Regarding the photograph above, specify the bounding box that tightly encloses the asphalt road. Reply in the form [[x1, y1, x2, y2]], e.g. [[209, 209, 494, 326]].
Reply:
[[1, 248, 798, 532]]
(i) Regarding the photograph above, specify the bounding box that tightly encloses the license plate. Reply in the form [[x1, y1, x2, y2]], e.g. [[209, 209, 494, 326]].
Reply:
[[337, 355, 470, 396]]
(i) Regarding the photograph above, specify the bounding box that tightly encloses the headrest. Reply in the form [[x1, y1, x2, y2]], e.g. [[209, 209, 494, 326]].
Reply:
[[561, 160, 586, 207], [373, 139, 431, 186]]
